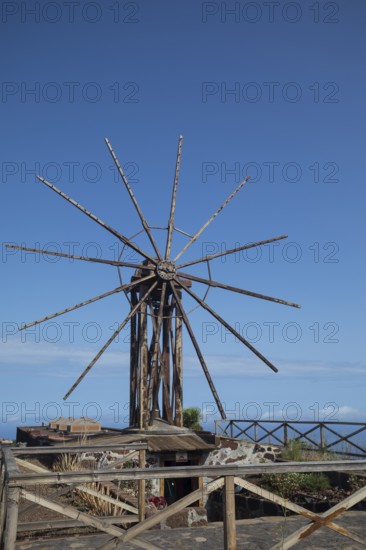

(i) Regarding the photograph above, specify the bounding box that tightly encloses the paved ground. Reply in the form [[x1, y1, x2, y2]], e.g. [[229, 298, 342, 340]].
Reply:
[[16, 511, 366, 549]]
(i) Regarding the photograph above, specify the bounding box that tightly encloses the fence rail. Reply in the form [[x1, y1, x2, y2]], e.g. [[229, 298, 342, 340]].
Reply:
[[215, 419, 366, 457], [1, 443, 366, 550]]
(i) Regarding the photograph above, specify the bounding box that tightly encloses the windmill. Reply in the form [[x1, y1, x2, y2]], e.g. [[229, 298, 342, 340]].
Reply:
[[7, 136, 300, 431]]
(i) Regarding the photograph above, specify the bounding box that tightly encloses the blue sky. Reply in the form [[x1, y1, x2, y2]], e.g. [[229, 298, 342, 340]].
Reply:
[[1, 1, 365, 438]]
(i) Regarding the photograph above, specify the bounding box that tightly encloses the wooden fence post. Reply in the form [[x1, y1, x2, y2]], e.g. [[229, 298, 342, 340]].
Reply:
[[223, 475, 236, 550], [254, 422, 258, 443], [2, 448, 20, 550], [2, 487, 19, 550], [320, 424, 325, 451], [138, 449, 146, 521], [0, 470, 6, 546]]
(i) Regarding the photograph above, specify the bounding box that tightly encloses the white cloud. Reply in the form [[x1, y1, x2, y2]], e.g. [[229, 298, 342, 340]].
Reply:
[[0, 339, 130, 379], [184, 353, 366, 378]]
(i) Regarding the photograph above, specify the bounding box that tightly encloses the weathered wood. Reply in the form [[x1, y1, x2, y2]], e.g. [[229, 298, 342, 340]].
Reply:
[[324, 424, 366, 454], [2, 487, 19, 550], [105, 138, 162, 260], [174, 296, 183, 427], [216, 419, 366, 457], [234, 477, 366, 546], [170, 282, 226, 419], [37, 176, 157, 264], [5, 243, 149, 270], [165, 135, 183, 260], [176, 271, 300, 308], [17, 515, 139, 532], [147, 283, 167, 425], [2, 450, 20, 550], [162, 312, 172, 423], [64, 281, 158, 400], [20, 489, 161, 550], [16, 456, 139, 515], [21, 489, 126, 536], [177, 235, 288, 268], [10, 460, 366, 487], [177, 278, 278, 373], [138, 450, 146, 522], [19, 274, 155, 331], [98, 476, 223, 550], [205, 476, 225, 493], [270, 483, 366, 549], [100, 488, 203, 550], [130, 287, 138, 426], [80, 486, 138, 514], [2, 448, 19, 476], [139, 294, 149, 429], [104, 450, 139, 469], [224, 476, 236, 550], [0, 469, 6, 544], [15, 458, 49, 473], [12, 443, 147, 455], [173, 176, 250, 262]]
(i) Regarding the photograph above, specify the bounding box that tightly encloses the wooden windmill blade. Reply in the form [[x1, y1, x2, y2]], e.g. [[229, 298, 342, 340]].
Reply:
[[165, 135, 183, 260], [13, 135, 300, 430]]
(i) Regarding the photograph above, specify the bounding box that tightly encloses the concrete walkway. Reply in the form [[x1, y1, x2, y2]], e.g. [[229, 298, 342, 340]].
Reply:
[[16, 511, 366, 549]]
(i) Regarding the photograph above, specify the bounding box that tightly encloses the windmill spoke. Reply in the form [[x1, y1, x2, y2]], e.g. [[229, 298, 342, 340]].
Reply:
[[176, 271, 301, 309], [175, 278, 278, 373], [63, 280, 158, 400], [19, 274, 156, 331], [177, 235, 288, 269], [170, 282, 227, 419], [37, 176, 157, 264], [105, 138, 162, 260], [5, 244, 150, 270], [165, 135, 183, 260], [173, 176, 250, 262]]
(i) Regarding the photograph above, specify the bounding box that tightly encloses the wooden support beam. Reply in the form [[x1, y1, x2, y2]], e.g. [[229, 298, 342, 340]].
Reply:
[[17, 515, 139, 532], [130, 287, 138, 427], [11, 443, 148, 455], [223, 476, 236, 550], [162, 313, 172, 424], [2, 448, 20, 550], [271, 483, 366, 550], [174, 297, 183, 427], [99, 488, 203, 550], [147, 283, 167, 425], [20, 489, 126, 536], [2, 487, 19, 550], [16, 456, 139, 515], [0, 453, 6, 543], [139, 295, 148, 429], [234, 477, 366, 546], [138, 450, 146, 522], [10, 460, 366, 487], [97, 477, 224, 550]]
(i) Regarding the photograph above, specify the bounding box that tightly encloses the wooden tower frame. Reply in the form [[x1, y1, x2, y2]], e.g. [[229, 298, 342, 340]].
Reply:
[[7, 135, 300, 430]]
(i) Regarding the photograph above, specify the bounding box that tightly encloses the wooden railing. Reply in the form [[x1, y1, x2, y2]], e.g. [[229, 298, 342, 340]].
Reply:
[[1, 443, 366, 550], [215, 419, 366, 457]]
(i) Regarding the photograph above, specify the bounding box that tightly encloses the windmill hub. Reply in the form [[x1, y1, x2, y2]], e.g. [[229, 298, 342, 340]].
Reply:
[[156, 260, 176, 281]]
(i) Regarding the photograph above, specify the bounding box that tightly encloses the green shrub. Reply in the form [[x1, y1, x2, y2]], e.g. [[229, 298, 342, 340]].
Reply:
[[183, 407, 203, 430], [262, 472, 331, 499]]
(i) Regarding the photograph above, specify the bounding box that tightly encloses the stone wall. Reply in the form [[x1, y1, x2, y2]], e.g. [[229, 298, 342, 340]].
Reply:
[[203, 438, 281, 468]]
